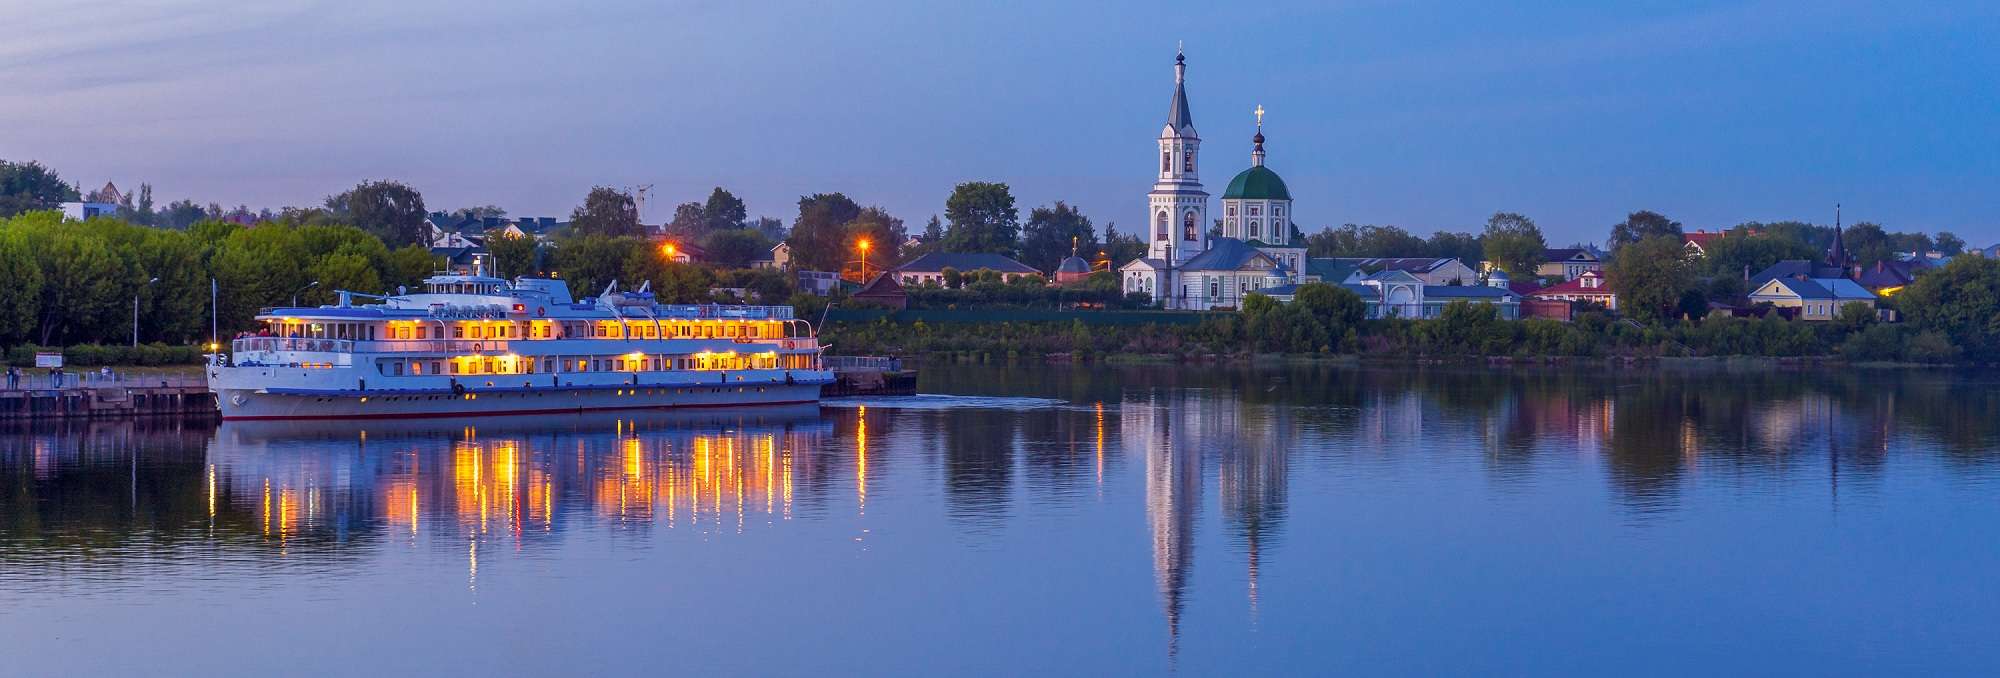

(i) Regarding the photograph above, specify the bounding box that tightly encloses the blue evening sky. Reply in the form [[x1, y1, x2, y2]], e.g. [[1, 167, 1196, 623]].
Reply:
[[3, 0, 1997, 245]]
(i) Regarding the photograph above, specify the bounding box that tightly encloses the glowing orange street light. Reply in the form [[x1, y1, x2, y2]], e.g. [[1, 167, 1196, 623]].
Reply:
[[849, 238, 875, 282], [662, 242, 678, 259]]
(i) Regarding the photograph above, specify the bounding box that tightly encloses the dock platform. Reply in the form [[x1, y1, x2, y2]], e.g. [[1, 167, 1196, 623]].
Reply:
[[823, 356, 917, 397], [0, 376, 215, 420]]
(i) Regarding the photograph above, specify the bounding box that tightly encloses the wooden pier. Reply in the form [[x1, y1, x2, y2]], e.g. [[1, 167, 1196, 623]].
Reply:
[[0, 378, 216, 421]]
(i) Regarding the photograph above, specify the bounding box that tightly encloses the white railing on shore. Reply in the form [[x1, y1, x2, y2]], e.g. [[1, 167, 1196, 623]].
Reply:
[[824, 356, 902, 372], [0, 371, 205, 390]]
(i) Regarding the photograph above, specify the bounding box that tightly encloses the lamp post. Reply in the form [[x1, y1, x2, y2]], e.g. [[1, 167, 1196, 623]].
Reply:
[[293, 280, 319, 307], [133, 277, 158, 348], [854, 238, 873, 281], [662, 242, 678, 261]]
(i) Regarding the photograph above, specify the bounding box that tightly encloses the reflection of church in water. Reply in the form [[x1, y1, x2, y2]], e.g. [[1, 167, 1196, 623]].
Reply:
[[1123, 385, 1293, 655]]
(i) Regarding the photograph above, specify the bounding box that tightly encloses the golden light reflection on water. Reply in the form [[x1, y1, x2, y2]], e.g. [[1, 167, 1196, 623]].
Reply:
[[856, 406, 868, 512]]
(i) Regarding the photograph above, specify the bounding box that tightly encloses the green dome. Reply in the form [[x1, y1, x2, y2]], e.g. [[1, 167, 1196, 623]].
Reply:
[[1223, 165, 1291, 200]]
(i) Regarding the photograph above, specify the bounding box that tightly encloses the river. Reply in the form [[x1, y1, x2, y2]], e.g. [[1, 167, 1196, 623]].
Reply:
[[2, 364, 1998, 676]]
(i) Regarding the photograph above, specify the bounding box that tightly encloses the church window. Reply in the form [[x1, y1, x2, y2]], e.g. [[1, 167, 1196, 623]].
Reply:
[[1249, 205, 1261, 217], [1183, 150, 1194, 173], [1249, 220, 1260, 239], [1162, 151, 1170, 173], [1183, 211, 1198, 240], [1227, 205, 1237, 217], [1226, 218, 1236, 231], [1156, 211, 1169, 240], [1275, 205, 1284, 217]]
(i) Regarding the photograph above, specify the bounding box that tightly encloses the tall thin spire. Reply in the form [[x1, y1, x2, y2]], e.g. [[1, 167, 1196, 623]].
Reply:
[[1826, 203, 1849, 268], [1165, 46, 1194, 134], [1251, 105, 1266, 167]]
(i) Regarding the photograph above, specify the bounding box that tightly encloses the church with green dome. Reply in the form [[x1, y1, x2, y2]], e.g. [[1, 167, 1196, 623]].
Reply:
[[1119, 50, 1308, 311], [1219, 106, 1298, 249]]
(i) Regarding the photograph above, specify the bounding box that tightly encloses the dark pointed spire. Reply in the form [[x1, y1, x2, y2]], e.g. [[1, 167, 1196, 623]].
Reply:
[[1826, 203, 1849, 268], [1165, 46, 1195, 135]]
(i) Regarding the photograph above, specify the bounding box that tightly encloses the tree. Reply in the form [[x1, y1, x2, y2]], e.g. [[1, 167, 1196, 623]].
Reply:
[[1606, 235, 1694, 323], [1842, 222, 1892, 267], [1936, 231, 1966, 256], [160, 200, 212, 230], [923, 215, 944, 242], [789, 193, 861, 272], [569, 187, 645, 238], [328, 180, 427, 247], [1103, 221, 1146, 266], [1291, 282, 1367, 340], [1835, 301, 1876, 332], [1019, 201, 1098, 273], [383, 244, 439, 291], [942, 181, 1020, 254], [306, 253, 383, 304], [550, 234, 638, 297], [667, 201, 705, 237], [1608, 210, 1683, 251], [1898, 255, 2000, 361], [845, 206, 905, 269], [487, 232, 538, 278], [117, 183, 158, 226], [33, 231, 128, 344], [451, 205, 507, 220], [1426, 230, 1483, 262], [209, 225, 308, 333], [702, 188, 748, 233], [749, 216, 786, 241], [0, 231, 43, 344], [0, 160, 79, 218], [1481, 211, 1546, 277], [1695, 230, 1816, 278], [1352, 225, 1426, 257], [702, 228, 773, 269]]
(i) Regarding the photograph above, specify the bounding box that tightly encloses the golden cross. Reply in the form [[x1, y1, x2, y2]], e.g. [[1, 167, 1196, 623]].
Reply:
[[1254, 105, 1265, 127]]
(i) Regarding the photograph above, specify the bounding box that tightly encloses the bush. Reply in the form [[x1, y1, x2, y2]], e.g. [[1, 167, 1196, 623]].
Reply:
[[1905, 331, 1961, 364]]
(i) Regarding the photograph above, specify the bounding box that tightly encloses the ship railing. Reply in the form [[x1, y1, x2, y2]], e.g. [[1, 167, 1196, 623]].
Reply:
[[351, 339, 512, 354], [233, 337, 357, 354], [234, 337, 512, 354], [651, 304, 796, 320]]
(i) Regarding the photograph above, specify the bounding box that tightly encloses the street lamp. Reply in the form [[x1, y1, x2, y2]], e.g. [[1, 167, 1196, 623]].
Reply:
[[293, 280, 319, 307], [132, 277, 158, 348], [662, 242, 678, 260], [854, 239, 873, 281]]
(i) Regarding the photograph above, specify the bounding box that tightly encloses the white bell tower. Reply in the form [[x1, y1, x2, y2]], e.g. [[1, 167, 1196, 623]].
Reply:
[[1149, 46, 1208, 263]]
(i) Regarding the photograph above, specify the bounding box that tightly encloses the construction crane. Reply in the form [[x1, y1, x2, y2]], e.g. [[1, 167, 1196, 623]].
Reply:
[[626, 184, 655, 223]]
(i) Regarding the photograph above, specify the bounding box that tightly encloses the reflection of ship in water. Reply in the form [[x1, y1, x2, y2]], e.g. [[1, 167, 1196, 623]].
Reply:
[[205, 406, 833, 553]]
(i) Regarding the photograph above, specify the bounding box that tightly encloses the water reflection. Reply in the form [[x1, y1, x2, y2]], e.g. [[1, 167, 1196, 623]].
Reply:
[[6, 366, 2000, 673]]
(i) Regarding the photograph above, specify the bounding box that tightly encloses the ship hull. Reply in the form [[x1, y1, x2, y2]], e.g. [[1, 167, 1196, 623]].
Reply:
[[212, 382, 825, 420], [208, 366, 832, 421]]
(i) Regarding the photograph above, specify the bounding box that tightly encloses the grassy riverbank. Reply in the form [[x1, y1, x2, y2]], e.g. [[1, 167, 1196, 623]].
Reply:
[[820, 303, 1958, 365]]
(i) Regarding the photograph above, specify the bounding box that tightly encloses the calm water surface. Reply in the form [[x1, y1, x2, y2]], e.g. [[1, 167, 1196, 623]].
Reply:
[[5, 364, 2000, 676]]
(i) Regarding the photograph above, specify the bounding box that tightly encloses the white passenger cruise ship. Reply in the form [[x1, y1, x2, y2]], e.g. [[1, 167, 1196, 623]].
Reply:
[[206, 273, 832, 420]]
